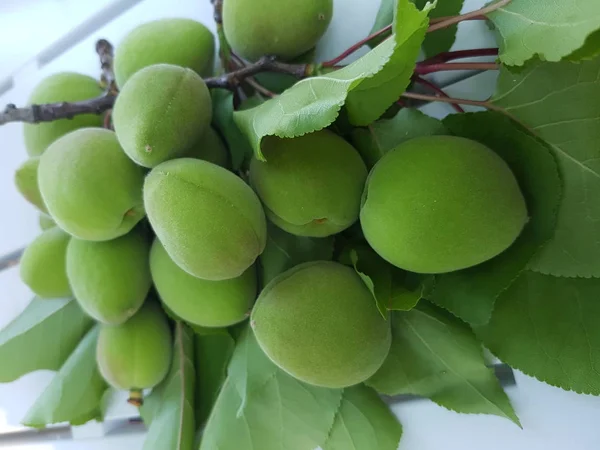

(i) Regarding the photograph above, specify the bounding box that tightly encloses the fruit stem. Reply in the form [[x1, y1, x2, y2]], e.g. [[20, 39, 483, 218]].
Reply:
[[428, 0, 512, 33], [412, 76, 465, 113], [127, 389, 144, 408]]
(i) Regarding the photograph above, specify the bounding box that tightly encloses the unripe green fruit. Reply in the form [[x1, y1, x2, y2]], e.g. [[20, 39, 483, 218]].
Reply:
[[150, 239, 256, 328], [96, 302, 172, 392], [114, 18, 215, 88], [250, 130, 368, 237], [15, 158, 47, 213], [144, 158, 267, 280], [38, 128, 146, 241], [67, 229, 152, 325], [223, 0, 333, 61], [360, 136, 528, 274], [185, 127, 229, 168], [38, 214, 56, 230], [251, 261, 391, 388], [23, 73, 103, 156], [113, 64, 212, 168], [20, 228, 71, 298]]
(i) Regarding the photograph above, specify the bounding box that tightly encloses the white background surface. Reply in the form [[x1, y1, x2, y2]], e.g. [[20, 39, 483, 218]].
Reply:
[[0, 0, 599, 449]]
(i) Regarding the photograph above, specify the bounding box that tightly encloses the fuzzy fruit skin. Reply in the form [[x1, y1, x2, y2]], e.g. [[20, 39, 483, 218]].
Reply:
[[67, 229, 152, 325], [114, 18, 215, 88], [20, 228, 71, 298], [112, 64, 212, 168], [150, 239, 256, 327], [360, 136, 528, 274], [185, 127, 229, 168], [15, 158, 47, 213], [96, 302, 172, 391], [38, 214, 55, 230], [38, 128, 146, 241], [23, 73, 103, 156], [144, 158, 267, 281], [223, 0, 333, 61], [251, 261, 391, 388], [250, 131, 368, 237]]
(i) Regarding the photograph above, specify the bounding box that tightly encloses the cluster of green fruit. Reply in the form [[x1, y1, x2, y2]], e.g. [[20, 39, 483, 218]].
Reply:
[[14, 4, 528, 400]]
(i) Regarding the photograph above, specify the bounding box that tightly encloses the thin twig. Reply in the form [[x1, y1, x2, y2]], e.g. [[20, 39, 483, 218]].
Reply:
[[323, 24, 393, 67], [428, 0, 511, 33], [95, 39, 117, 93], [421, 48, 499, 65], [412, 76, 464, 113], [402, 91, 499, 110], [0, 248, 24, 272], [244, 77, 277, 98], [429, 15, 485, 24], [211, 0, 223, 25], [415, 62, 498, 75]]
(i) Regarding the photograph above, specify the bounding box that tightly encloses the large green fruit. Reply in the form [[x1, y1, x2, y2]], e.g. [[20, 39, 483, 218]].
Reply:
[[251, 261, 391, 388], [144, 158, 267, 281], [223, 0, 333, 61], [23, 73, 103, 156], [96, 302, 172, 393], [38, 128, 146, 241], [250, 130, 367, 237], [150, 239, 256, 328], [185, 127, 229, 168], [114, 18, 215, 88], [360, 136, 528, 274], [113, 64, 212, 168], [67, 229, 152, 325], [20, 228, 71, 298], [14, 158, 47, 213]]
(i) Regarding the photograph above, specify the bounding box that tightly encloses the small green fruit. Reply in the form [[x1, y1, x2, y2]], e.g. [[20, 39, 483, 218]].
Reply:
[[20, 228, 71, 298], [144, 158, 266, 280], [113, 64, 212, 168], [223, 0, 333, 61], [360, 136, 528, 274], [114, 18, 215, 88], [150, 239, 256, 328], [38, 214, 56, 230], [38, 128, 146, 241], [185, 127, 229, 168], [67, 229, 152, 325], [250, 130, 368, 237], [251, 261, 391, 388], [96, 302, 172, 393], [15, 158, 47, 213], [23, 73, 103, 156]]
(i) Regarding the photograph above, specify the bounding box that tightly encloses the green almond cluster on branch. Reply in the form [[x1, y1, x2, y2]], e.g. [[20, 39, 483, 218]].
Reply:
[[1, 0, 600, 448]]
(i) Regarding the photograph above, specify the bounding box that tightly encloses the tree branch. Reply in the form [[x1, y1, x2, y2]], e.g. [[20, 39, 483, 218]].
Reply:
[[0, 248, 24, 273], [96, 39, 117, 93], [428, 0, 511, 33], [414, 62, 499, 75]]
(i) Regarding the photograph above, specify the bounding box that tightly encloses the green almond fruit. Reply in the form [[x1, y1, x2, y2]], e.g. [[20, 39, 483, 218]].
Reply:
[[23, 73, 103, 157], [96, 302, 172, 399], [150, 239, 256, 328], [144, 158, 267, 281], [185, 127, 229, 168], [67, 228, 152, 325], [20, 228, 71, 298], [15, 157, 47, 213], [223, 0, 333, 61], [250, 130, 368, 237], [38, 128, 146, 241], [251, 261, 391, 388], [360, 135, 528, 274], [38, 214, 56, 230], [112, 64, 212, 168], [114, 18, 215, 88]]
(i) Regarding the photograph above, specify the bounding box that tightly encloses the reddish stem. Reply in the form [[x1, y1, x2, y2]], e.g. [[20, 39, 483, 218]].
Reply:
[[421, 48, 499, 65], [412, 76, 464, 113], [414, 62, 498, 75], [323, 25, 392, 67], [429, 15, 485, 24]]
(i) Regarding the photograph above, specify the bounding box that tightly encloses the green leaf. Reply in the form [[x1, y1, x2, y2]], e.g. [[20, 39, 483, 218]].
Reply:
[[22, 326, 107, 427], [477, 271, 600, 395], [415, 0, 464, 57], [194, 329, 235, 429], [234, 0, 431, 160], [351, 108, 448, 168], [567, 29, 600, 61], [369, 0, 394, 46], [211, 89, 254, 170], [0, 298, 93, 383], [350, 247, 421, 317], [259, 223, 334, 286], [428, 112, 561, 326], [489, 0, 600, 65], [493, 58, 600, 277], [141, 322, 195, 450], [321, 385, 402, 450], [367, 303, 520, 425]]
